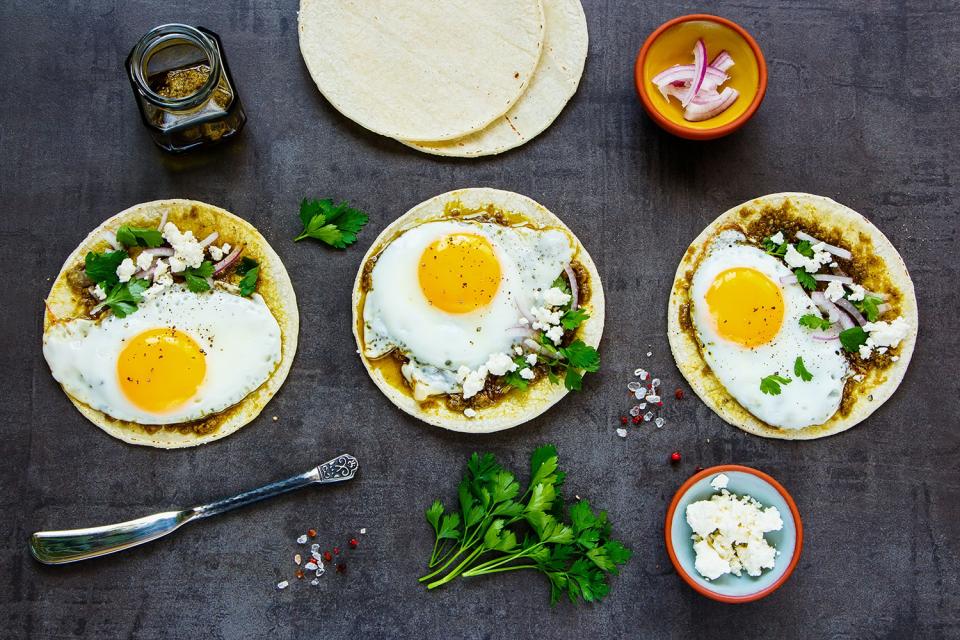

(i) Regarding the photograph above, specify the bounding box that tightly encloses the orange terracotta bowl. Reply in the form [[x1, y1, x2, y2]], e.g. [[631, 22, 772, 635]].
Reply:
[[635, 14, 767, 140], [665, 465, 803, 603]]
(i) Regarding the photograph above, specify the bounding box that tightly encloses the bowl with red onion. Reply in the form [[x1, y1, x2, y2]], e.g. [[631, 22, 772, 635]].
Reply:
[[635, 14, 767, 140]]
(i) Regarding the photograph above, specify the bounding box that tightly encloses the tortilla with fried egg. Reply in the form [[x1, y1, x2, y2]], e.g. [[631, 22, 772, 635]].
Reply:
[[43, 199, 299, 449], [352, 188, 604, 433], [668, 192, 918, 440]]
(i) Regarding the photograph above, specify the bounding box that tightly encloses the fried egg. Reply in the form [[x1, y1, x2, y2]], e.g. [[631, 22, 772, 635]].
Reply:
[[362, 220, 573, 398], [690, 231, 848, 429], [43, 284, 282, 425]]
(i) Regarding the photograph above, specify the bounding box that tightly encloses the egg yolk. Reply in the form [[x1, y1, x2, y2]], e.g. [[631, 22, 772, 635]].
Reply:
[[705, 267, 784, 347], [418, 233, 501, 313], [117, 328, 206, 414]]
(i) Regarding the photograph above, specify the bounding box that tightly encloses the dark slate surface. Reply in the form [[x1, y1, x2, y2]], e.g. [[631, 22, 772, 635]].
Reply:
[[1, 1, 958, 638]]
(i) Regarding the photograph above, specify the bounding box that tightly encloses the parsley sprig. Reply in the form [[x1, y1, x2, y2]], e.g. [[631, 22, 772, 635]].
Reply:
[[90, 278, 149, 318], [236, 257, 259, 297], [182, 261, 214, 293], [420, 445, 631, 605], [794, 357, 813, 382], [760, 373, 791, 395], [799, 313, 832, 331], [840, 326, 868, 353], [116, 225, 163, 248], [853, 295, 883, 322], [294, 198, 369, 248]]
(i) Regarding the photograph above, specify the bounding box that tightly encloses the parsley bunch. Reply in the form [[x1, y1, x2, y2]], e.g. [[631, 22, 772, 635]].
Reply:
[[294, 198, 369, 248], [84, 250, 149, 317], [420, 445, 631, 605]]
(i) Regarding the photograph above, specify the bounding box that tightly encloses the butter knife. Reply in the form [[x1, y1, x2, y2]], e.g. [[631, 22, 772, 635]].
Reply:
[[29, 454, 359, 565]]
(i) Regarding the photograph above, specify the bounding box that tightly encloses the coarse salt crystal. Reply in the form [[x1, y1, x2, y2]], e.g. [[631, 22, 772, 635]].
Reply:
[[627, 381, 642, 392], [277, 581, 289, 590], [296, 534, 308, 544], [634, 389, 645, 400], [304, 561, 318, 571], [310, 543, 320, 553], [310, 578, 320, 586], [651, 378, 661, 388], [629, 405, 641, 417], [646, 394, 660, 403], [644, 412, 654, 422], [360, 528, 367, 534], [616, 428, 628, 438], [638, 403, 647, 410], [654, 417, 665, 428], [646, 351, 652, 357], [634, 368, 648, 379], [316, 567, 325, 576]]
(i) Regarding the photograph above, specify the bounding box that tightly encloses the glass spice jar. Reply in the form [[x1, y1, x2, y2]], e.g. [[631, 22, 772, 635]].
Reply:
[[126, 24, 246, 153]]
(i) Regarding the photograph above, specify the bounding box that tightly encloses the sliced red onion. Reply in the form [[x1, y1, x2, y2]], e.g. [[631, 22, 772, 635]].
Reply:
[[812, 331, 840, 341], [143, 247, 175, 257], [651, 64, 727, 87], [835, 298, 866, 326], [514, 297, 536, 325], [681, 39, 708, 107], [836, 311, 855, 330], [810, 291, 841, 323], [684, 87, 739, 121], [157, 211, 168, 231], [212, 245, 243, 275], [199, 231, 219, 248], [563, 263, 579, 310], [813, 274, 853, 284], [780, 274, 798, 285], [795, 231, 853, 261], [505, 327, 534, 339], [710, 50, 734, 72], [134, 266, 156, 280], [102, 231, 120, 250]]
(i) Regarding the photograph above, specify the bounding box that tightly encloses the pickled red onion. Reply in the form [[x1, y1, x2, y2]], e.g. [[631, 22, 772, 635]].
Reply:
[[651, 41, 739, 122], [681, 39, 708, 107]]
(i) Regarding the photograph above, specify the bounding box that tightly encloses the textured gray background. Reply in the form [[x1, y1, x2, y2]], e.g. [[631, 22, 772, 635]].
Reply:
[[1, 1, 958, 638]]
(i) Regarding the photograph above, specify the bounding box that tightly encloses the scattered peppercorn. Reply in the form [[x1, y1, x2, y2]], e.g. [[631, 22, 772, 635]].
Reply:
[[620, 416, 628, 425], [632, 416, 641, 424], [674, 388, 684, 400], [323, 551, 332, 562], [307, 528, 317, 538], [333, 547, 341, 555], [336, 563, 347, 574], [295, 569, 304, 580], [349, 538, 359, 549], [670, 451, 681, 463]]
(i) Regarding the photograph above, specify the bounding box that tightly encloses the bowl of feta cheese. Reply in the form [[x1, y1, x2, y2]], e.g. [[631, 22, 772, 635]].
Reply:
[[665, 465, 802, 602]]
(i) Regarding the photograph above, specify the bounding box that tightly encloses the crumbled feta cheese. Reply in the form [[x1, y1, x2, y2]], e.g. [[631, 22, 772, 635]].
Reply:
[[863, 317, 910, 349], [525, 353, 538, 366], [545, 325, 564, 344], [846, 283, 866, 301], [463, 408, 477, 418], [891, 355, 900, 362], [542, 286, 571, 307], [517, 317, 529, 326], [153, 259, 173, 286], [824, 280, 845, 302], [208, 245, 224, 261], [519, 367, 534, 380], [115, 258, 136, 283], [710, 474, 729, 491], [530, 305, 561, 330], [221, 243, 231, 254], [859, 344, 873, 360], [91, 284, 107, 301], [769, 231, 785, 245], [486, 352, 518, 376], [135, 252, 153, 271], [686, 490, 782, 580], [162, 222, 205, 272], [784, 242, 831, 274]]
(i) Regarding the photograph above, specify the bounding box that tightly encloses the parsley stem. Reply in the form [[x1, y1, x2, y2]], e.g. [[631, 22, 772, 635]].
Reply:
[[419, 545, 471, 583], [463, 544, 542, 576], [426, 546, 485, 589], [463, 564, 537, 576]]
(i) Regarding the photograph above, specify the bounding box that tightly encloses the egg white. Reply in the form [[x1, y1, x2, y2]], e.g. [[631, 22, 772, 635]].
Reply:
[[43, 284, 282, 425], [690, 232, 848, 429], [362, 220, 573, 397]]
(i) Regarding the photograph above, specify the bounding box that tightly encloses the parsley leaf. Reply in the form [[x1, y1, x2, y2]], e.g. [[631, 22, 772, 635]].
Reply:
[[799, 313, 833, 330], [794, 240, 814, 258], [236, 257, 259, 297], [853, 295, 882, 322], [182, 261, 214, 293], [794, 357, 813, 382], [563, 368, 583, 391], [84, 250, 127, 287], [560, 308, 590, 330], [92, 278, 149, 318], [839, 326, 868, 353], [294, 198, 369, 248], [760, 373, 792, 396], [559, 340, 600, 372], [794, 268, 817, 290], [503, 356, 532, 391], [551, 275, 572, 297], [762, 236, 787, 257], [116, 225, 163, 248], [419, 446, 631, 605]]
